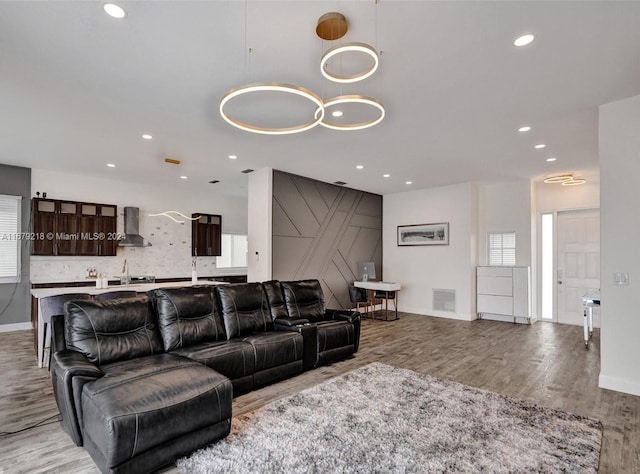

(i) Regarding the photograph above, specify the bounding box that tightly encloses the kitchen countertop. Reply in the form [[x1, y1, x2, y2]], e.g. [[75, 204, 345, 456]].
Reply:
[[30, 280, 227, 299]]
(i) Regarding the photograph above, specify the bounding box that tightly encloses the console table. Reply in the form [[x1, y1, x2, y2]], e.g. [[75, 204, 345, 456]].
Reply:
[[354, 281, 401, 321]]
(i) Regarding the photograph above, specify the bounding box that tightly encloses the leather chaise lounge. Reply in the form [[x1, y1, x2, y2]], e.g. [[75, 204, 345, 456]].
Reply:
[[50, 279, 361, 474]]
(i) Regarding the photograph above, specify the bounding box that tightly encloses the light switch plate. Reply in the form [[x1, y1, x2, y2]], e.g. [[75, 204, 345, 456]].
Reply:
[[614, 272, 629, 285]]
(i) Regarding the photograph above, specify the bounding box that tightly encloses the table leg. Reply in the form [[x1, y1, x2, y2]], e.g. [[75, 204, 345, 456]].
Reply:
[[37, 300, 45, 368], [588, 306, 594, 338], [583, 307, 589, 347]]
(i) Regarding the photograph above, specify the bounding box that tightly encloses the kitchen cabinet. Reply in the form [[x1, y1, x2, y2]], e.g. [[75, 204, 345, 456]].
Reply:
[[191, 213, 221, 256], [476, 266, 531, 324], [32, 198, 118, 256]]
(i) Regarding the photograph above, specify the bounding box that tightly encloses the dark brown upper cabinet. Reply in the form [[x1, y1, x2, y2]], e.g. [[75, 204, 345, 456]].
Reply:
[[31, 198, 118, 256], [191, 213, 221, 256]]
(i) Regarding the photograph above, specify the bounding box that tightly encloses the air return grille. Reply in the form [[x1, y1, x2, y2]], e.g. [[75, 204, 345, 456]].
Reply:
[[433, 289, 455, 312]]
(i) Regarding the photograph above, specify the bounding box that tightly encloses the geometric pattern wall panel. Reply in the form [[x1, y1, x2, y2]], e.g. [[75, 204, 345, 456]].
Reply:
[[272, 170, 382, 309]]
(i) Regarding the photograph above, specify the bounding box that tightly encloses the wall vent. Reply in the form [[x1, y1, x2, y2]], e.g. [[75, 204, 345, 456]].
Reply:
[[433, 289, 456, 312]]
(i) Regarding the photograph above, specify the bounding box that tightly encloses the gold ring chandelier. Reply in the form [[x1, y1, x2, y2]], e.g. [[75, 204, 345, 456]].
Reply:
[[220, 11, 385, 135]]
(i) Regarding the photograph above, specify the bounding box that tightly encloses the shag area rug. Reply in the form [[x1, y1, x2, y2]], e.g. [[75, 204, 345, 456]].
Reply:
[[177, 363, 602, 473]]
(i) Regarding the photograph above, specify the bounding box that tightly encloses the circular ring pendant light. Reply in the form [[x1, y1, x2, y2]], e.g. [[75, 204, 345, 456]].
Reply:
[[320, 42, 380, 83], [315, 95, 385, 131], [220, 83, 325, 135], [543, 174, 573, 184]]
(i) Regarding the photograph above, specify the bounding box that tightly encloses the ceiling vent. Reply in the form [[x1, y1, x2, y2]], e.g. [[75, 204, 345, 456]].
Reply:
[[333, 181, 347, 186], [241, 169, 254, 174], [208, 180, 220, 184]]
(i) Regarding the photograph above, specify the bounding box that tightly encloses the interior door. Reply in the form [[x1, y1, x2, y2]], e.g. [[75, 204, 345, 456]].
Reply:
[[556, 209, 600, 326]]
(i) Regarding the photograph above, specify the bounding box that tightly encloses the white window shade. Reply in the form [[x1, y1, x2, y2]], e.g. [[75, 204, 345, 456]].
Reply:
[[0, 195, 22, 283], [488, 232, 516, 266]]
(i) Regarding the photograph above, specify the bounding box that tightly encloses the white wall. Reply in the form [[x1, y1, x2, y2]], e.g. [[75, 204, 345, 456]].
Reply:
[[535, 176, 600, 213], [478, 180, 533, 267], [598, 94, 640, 396], [247, 168, 272, 283], [30, 169, 247, 282], [383, 182, 478, 320]]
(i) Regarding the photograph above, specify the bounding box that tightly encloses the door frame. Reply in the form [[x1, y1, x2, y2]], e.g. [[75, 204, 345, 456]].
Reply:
[[536, 207, 600, 324]]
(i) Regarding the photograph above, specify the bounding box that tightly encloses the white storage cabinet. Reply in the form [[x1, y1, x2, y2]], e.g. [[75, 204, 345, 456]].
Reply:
[[476, 266, 531, 324]]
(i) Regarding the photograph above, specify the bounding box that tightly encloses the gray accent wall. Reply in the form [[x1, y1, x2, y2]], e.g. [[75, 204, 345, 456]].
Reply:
[[0, 164, 31, 326], [272, 170, 382, 309]]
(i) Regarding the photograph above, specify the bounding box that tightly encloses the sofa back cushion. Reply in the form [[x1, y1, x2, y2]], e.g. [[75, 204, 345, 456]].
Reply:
[[281, 280, 326, 322], [261, 280, 289, 320], [150, 286, 226, 351], [216, 283, 272, 339], [65, 297, 163, 366]]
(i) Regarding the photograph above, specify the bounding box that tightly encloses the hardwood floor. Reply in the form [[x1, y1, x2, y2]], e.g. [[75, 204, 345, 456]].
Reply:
[[1, 314, 638, 473]]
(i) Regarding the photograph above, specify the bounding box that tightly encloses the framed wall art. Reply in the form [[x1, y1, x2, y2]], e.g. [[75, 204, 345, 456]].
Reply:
[[397, 222, 449, 246]]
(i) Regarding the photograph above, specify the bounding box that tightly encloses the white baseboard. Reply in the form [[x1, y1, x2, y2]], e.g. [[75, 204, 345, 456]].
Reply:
[[599, 374, 640, 397], [399, 306, 475, 321], [0, 322, 32, 333]]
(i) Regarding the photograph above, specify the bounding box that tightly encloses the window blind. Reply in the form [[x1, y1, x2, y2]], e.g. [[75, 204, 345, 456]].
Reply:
[[0, 195, 22, 283], [488, 231, 516, 266]]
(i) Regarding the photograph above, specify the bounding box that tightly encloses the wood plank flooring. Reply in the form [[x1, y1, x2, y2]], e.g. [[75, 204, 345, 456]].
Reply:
[[1, 313, 639, 473]]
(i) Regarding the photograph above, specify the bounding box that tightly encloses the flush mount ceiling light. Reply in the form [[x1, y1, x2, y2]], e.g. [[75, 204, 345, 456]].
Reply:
[[315, 95, 385, 131], [543, 173, 586, 185], [103, 3, 126, 19], [220, 83, 325, 135], [562, 177, 587, 186], [320, 42, 380, 83], [543, 174, 573, 184]]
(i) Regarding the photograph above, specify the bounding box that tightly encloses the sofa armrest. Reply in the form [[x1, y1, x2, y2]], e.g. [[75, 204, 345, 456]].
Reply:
[[273, 317, 309, 327], [51, 351, 102, 446], [326, 309, 361, 323], [326, 309, 361, 353]]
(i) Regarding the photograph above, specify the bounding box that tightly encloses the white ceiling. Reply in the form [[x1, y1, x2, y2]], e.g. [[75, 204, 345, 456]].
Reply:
[[1, 1, 640, 197]]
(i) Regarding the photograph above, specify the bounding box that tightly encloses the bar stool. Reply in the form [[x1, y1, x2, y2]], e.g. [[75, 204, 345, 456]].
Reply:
[[40, 293, 91, 369], [94, 290, 138, 301]]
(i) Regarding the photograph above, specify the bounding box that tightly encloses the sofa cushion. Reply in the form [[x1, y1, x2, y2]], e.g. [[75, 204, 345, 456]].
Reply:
[[65, 297, 163, 366], [262, 280, 289, 320], [281, 280, 326, 322], [243, 331, 303, 372], [216, 283, 272, 339], [82, 353, 232, 470], [150, 286, 226, 351], [172, 339, 255, 381]]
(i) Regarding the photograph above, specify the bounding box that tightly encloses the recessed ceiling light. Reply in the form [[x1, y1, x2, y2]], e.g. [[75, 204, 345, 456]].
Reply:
[[180, 176, 188, 180], [383, 174, 390, 178], [103, 3, 126, 19], [546, 157, 557, 162], [356, 165, 364, 170], [228, 155, 237, 160], [332, 110, 344, 117], [107, 163, 116, 168], [518, 126, 531, 132], [405, 181, 413, 185], [142, 134, 153, 140], [514, 34, 534, 47], [534, 144, 546, 149]]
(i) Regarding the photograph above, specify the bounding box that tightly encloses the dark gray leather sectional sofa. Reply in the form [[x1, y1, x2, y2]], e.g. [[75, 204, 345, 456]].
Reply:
[[50, 279, 361, 474]]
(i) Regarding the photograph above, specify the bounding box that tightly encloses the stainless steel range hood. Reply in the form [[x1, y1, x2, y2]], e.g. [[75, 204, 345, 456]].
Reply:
[[118, 207, 151, 247]]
